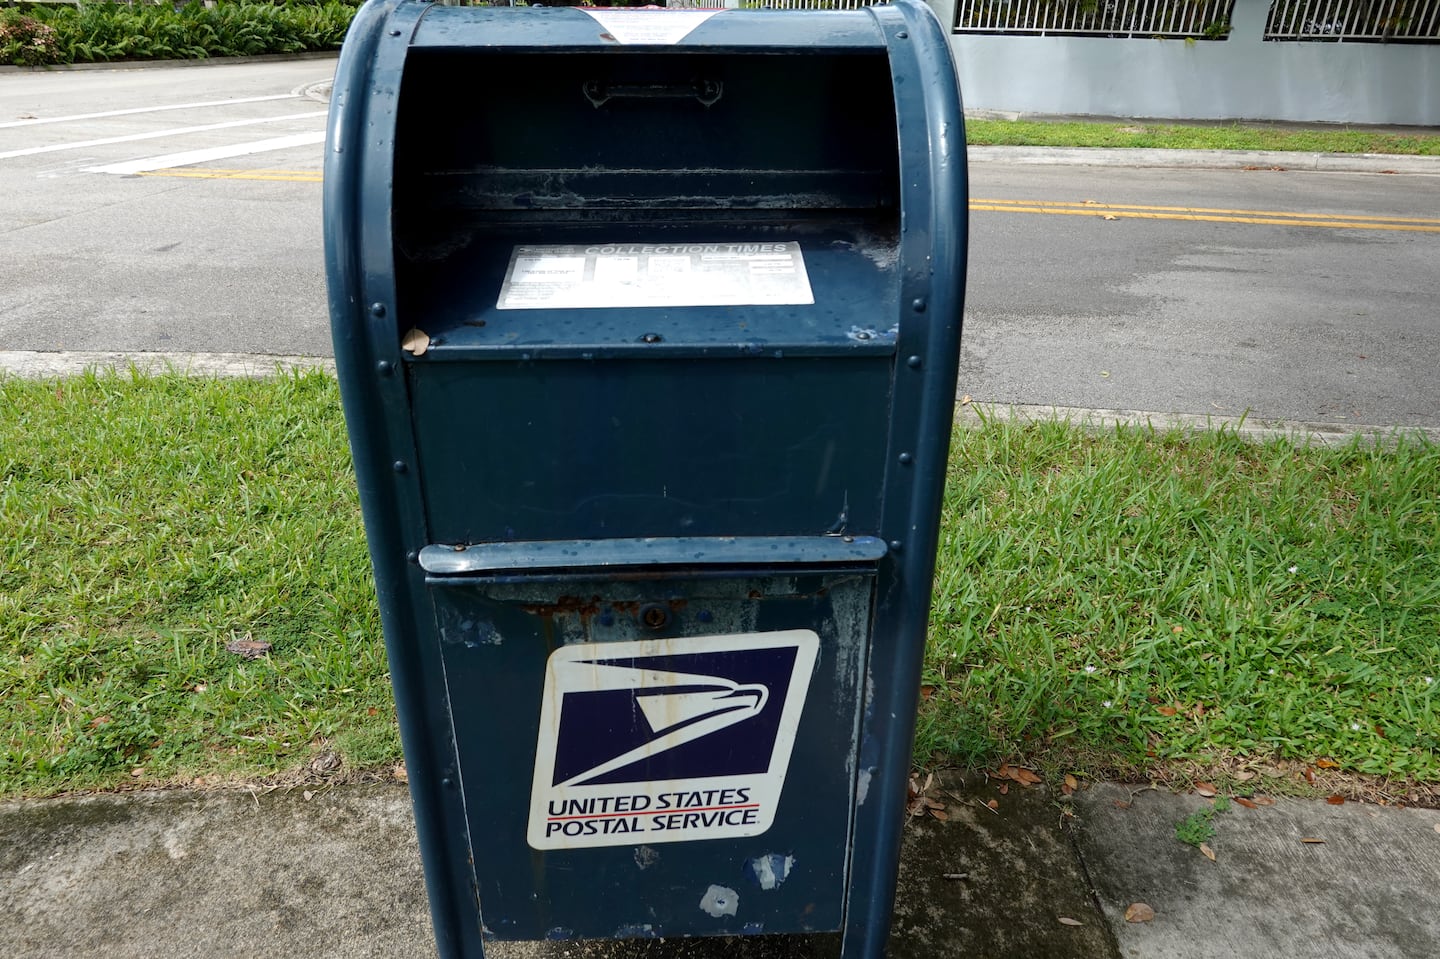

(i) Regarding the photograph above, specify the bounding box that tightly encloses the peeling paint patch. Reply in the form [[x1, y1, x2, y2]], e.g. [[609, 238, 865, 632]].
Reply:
[[857, 767, 874, 805], [746, 853, 796, 891], [633, 845, 660, 870], [699, 884, 739, 918], [615, 923, 660, 938], [846, 324, 899, 343]]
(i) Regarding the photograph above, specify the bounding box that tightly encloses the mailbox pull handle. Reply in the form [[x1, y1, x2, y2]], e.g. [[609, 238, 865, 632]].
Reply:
[[582, 79, 723, 109], [420, 535, 885, 577]]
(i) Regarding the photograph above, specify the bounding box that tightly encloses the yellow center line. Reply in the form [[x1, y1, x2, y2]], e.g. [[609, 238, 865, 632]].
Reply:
[[974, 197, 1440, 226], [970, 204, 1440, 232], [136, 167, 321, 182]]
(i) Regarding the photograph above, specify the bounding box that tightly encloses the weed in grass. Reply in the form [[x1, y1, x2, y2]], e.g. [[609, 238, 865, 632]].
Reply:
[[1175, 807, 1219, 847]]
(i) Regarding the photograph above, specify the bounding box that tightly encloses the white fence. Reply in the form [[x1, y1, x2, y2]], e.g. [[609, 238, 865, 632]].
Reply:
[[1264, 0, 1440, 40], [945, 0, 1440, 124], [955, 0, 1236, 39]]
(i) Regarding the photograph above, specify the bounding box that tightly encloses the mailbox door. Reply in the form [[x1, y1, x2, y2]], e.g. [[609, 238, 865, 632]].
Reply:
[[431, 572, 872, 940]]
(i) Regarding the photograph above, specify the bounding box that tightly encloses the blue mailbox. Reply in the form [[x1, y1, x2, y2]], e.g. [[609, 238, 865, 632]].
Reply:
[[324, 2, 967, 956]]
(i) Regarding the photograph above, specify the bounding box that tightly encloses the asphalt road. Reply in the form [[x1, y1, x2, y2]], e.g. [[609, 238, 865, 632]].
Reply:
[[2, 58, 1438, 428]]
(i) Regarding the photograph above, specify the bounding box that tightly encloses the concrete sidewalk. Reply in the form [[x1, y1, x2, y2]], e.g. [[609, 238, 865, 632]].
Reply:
[[964, 144, 1440, 175], [5, 774, 1438, 958], [961, 110, 1440, 176]]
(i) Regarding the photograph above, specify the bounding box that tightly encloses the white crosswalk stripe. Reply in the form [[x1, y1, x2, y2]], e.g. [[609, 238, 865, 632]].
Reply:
[[85, 131, 328, 175]]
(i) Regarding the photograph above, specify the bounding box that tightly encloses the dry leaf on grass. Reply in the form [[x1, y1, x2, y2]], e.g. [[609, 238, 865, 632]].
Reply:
[[1157, 705, 1179, 717], [986, 799, 999, 811], [1327, 795, 1346, 805], [1198, 843, 1216, 862], [1317, 759, 1341, 769], [1058, 917, 1084, 926], [225, 636, 272, 660], [1196, 782, 1218, 798], [1124, 903, 1156, 923], [930, 808, 950, 822], [1252, 796, 1276, 806], [1235, 770, 1257, 781], [393, 764, 409, 783], [1234, 797, 1259, 810]]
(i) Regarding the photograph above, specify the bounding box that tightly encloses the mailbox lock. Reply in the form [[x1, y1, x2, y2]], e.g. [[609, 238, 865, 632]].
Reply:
[[639, 604, 672, 631]]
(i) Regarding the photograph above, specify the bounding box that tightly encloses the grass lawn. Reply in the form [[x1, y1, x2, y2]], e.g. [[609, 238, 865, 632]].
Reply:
[[1, 373, 1436, 799], [966, 119, 1440, 157]]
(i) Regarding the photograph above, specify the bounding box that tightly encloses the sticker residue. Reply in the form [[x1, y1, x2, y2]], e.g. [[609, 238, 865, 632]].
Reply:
[[746, 853, 796, 891], [699, 884, 740, 918]]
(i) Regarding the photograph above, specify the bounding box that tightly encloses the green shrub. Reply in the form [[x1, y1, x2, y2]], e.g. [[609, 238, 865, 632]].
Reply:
[[4, 1, 355, 66], [0, 11, 62, 66]]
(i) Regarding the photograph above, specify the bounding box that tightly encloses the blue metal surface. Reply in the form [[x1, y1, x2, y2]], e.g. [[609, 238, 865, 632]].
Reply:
[[420, 535, 888, 576], [325, 2, 966, 956], [842, 3, 970, 955]]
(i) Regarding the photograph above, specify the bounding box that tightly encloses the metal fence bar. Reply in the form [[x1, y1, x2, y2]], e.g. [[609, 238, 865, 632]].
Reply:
[[953, 0, 1240, 39], [1259, 0, 1440, 39], [950, 0, 1437, 40]]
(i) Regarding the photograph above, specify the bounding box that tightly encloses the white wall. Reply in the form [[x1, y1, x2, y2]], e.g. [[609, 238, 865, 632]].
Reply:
[[938, 0, 1440, 125]]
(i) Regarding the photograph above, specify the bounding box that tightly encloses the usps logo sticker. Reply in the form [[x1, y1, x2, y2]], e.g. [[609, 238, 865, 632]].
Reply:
[[528, 629, 819, 850]]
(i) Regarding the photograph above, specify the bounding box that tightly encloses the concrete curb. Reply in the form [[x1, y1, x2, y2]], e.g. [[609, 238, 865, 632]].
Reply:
[[0, 50, 339, 75], [0, 349, 334, 379], [966, 144, 1440, 175], [959, 402, 1440, 446]]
